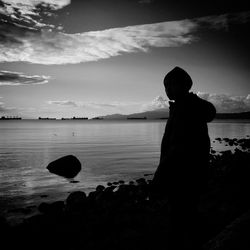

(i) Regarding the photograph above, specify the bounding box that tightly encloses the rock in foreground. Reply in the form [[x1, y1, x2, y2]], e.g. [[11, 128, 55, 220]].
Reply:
[[47, 155, 81, 178], [204, 210, 250, 250]]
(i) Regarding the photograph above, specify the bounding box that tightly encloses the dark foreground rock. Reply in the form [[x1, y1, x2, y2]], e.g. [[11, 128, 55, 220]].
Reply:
[[204, 210, 250, 250], [3, 137, 250, 250], [47, 155, 81, 178]]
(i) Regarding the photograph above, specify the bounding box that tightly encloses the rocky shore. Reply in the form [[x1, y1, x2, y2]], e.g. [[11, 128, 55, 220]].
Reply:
[[1, 137, 250, 250]]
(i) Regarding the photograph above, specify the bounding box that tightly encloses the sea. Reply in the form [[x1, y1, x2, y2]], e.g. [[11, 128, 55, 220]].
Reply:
[[1, 119, 250, 223]]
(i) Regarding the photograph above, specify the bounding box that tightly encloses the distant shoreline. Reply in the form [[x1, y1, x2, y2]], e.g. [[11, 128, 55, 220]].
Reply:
[[2, 111, 250, 121], [1, 118, 250, 123]]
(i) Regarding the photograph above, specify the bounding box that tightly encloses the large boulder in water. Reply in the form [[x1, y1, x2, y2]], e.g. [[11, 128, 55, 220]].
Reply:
[[47, 155, 81, 178]]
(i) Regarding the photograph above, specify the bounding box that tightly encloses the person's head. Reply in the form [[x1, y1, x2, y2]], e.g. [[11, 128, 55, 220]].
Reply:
[[164, 66, 193, 101]]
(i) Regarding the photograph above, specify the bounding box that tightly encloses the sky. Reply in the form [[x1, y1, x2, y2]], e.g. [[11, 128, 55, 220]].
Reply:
[[0, 0, 250, 118]]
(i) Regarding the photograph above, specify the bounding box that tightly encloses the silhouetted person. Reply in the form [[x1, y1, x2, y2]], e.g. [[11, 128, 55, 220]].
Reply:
[[152, 66, 216, 249]]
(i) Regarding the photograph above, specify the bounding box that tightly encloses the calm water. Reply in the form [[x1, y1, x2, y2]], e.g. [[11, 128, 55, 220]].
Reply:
[[1, 119, 250, 222]]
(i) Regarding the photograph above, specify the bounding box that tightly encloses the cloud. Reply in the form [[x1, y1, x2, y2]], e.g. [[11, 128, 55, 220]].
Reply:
[[87, 103, 120, 108], [142, 96, 169, 111], [1, 10, 249, 65], [0, 70, 50, 86], [197, 92, 250, 113], [47, 100, 141, 109], [1, 0, 71, 11], [0, 101, 38, 117], [47, 100, 78, 107], [0, 18, 197, 64], [88, 102, 141, 108], [194, 11, 250, 30], [142, 93, 250, 113], [0, 0, 71, 28], [0, 101, 17, 112], [47, 93, 250, 114]]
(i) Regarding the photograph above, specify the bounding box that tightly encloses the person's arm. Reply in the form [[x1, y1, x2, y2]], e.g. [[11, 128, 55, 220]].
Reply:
[[199, 99, 216, 122]]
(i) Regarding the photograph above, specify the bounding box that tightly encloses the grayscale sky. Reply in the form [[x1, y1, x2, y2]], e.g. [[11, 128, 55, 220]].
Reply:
[[0, 0, 250, 118]]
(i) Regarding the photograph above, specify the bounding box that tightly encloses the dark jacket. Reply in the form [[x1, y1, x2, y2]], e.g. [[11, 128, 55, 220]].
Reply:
[[152, 92, 216, 195]]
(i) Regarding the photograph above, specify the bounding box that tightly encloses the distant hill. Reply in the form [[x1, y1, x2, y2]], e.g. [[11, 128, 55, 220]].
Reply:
[[215, 111, 250, 119], [95, 110, 250, 120], [97, 108, 169, 120]]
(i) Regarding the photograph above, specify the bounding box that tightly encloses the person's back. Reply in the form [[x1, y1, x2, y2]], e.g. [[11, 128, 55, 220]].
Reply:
[[160, 92, 215, 193], [152, 66, 216, 250]]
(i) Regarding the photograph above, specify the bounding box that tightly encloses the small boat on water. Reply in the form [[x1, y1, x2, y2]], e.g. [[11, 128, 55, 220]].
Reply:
[[61, 117, 88, 120], [0, 116, 22, 120], [38, 117, 56, 120]]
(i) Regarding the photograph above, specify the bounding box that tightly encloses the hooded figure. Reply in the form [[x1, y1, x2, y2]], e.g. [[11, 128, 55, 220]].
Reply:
[[152, 67, 216, 196], [152, 67, 216, 249]]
